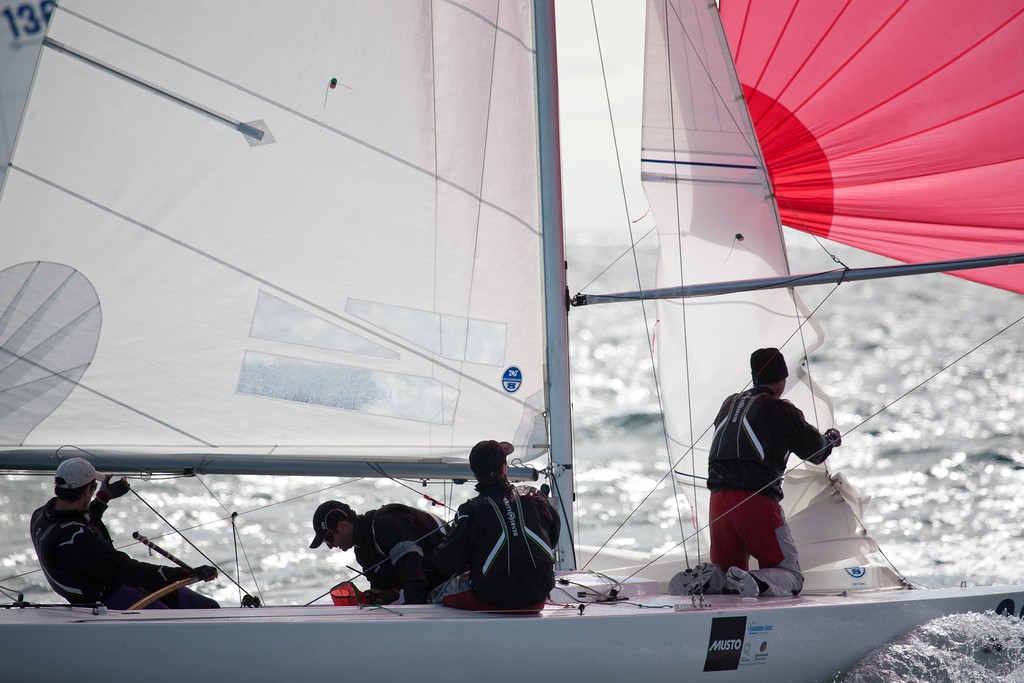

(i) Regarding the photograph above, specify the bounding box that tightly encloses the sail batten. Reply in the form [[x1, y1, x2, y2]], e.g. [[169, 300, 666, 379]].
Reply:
[[44, 37, 267, 143]]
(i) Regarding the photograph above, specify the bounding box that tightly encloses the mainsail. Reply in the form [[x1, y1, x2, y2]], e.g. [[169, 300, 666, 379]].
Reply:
[[0, 2, 552, 473], [642, 0, 898, 588], [721, 0, 1024, 294]]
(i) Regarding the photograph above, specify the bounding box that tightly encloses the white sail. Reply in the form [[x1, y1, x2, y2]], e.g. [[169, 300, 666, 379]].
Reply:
[[0, 1, 550, 469], [642, 0, 898, 589]]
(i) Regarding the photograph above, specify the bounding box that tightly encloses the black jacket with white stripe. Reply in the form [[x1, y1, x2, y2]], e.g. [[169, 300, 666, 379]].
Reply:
[[707, 386, 834, 502], [434, 481, 559, 608], [30, 498, 186, 605]]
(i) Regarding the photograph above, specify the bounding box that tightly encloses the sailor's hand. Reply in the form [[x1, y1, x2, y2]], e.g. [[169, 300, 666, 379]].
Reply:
[[97, 475, 130, 503], [824, 428, 842, 448], [190, 565, 218, 582]]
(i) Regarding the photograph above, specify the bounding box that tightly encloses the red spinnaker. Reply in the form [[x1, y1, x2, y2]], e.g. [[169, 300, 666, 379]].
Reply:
[[721, 1, 1024, 293]]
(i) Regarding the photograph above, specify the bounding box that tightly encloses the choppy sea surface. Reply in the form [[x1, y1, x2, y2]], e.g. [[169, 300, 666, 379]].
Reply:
[[1, 232, 1022, 679]]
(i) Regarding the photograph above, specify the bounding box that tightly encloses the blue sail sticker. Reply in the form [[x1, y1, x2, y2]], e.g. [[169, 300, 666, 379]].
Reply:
[[502, 366, 522, 393]]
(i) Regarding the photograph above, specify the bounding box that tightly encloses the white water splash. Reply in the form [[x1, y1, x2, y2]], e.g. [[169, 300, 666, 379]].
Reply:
[[838, 612, 1024, 682]]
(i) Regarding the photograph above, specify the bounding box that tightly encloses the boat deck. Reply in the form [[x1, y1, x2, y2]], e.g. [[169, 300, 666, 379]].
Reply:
[[2, 582, 1016, 625], [2, 583, 1021, 682]]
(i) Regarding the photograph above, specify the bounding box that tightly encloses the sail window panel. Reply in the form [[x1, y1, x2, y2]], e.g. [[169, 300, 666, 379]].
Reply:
[[250, 291, 397, 359], [346, 299, 506, 366], [237, 351, 457, 424]]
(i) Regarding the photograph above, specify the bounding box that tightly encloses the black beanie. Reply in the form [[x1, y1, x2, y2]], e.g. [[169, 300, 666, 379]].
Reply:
[[750, 347, 788, 385]]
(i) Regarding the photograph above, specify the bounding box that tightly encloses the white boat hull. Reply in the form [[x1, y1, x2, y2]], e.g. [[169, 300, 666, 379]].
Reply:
[[2, 584, 1021, 682]]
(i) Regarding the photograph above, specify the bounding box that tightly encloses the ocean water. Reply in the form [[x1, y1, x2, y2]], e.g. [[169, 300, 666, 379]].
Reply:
[[1, 232, 1022, 679]]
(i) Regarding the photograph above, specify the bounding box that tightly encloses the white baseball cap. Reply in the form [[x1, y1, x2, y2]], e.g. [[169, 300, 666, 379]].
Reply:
[[55, 458, 102, 489]]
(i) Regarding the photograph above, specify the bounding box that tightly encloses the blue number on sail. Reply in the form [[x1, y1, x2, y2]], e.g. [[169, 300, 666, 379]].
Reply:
[[1, 1, 53, 39], [502, 366, 522, 393]]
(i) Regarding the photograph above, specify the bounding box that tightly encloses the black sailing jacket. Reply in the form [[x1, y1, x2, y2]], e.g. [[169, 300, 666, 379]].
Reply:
[[707, 386, 834, 501], [31, 498, 187, 604], [434, 481, 559, 608], [351, 504, 449, 604]]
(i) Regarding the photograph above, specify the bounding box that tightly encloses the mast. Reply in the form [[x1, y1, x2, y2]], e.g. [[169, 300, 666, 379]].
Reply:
[[533, 0, 576, 570]]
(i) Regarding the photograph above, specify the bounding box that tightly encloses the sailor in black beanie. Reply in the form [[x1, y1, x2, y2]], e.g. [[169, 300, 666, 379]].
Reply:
[[750, 346, 789, 385], [670, 348, 842, 600]]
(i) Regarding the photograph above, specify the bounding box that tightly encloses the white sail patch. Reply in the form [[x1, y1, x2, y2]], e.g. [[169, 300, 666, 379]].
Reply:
[[250, 291, 397, 358], [346, 299, 506, 366], [237, 350, 458, 424]]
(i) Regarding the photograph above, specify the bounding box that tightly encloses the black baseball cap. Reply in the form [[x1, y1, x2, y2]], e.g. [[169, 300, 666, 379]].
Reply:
[[469, 440, 514, 478], [309, 500, 356, 549]]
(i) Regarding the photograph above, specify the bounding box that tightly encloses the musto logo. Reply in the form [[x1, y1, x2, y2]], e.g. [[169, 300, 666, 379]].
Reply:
[[704, 616, 747, 672]]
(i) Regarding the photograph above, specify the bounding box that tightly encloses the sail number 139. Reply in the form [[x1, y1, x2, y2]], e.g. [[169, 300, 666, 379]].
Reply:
[[2, 1, 54, 40]]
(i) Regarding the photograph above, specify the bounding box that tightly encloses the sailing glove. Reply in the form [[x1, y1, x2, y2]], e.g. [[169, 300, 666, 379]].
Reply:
[[190, 565, 219, 582], [824, 428, 842, 448], [97, 475, 130, 503]]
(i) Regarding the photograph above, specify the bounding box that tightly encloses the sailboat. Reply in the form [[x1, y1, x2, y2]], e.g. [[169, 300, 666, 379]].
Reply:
[[0, 1, 1021, 681]]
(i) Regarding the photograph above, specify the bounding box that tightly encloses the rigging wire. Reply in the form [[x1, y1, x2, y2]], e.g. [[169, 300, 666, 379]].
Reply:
[[583, 270, 849, 565], [128, 487, 255, 599], [843, 310, 1024, 441], [573, 224, 658, 295], [1, 471, 462, 602], [581, 256, 1019, 578], [651, 0, 699, 559], [576, 0, 691, 571], [0, 583, 23, 602], [618, 307, 1024, 583], [194, 475, 265, 605], [366, 463, 462, 515]]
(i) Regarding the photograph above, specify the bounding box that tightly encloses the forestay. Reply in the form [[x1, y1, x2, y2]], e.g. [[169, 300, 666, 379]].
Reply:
[[0, 2, 550, 470]]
